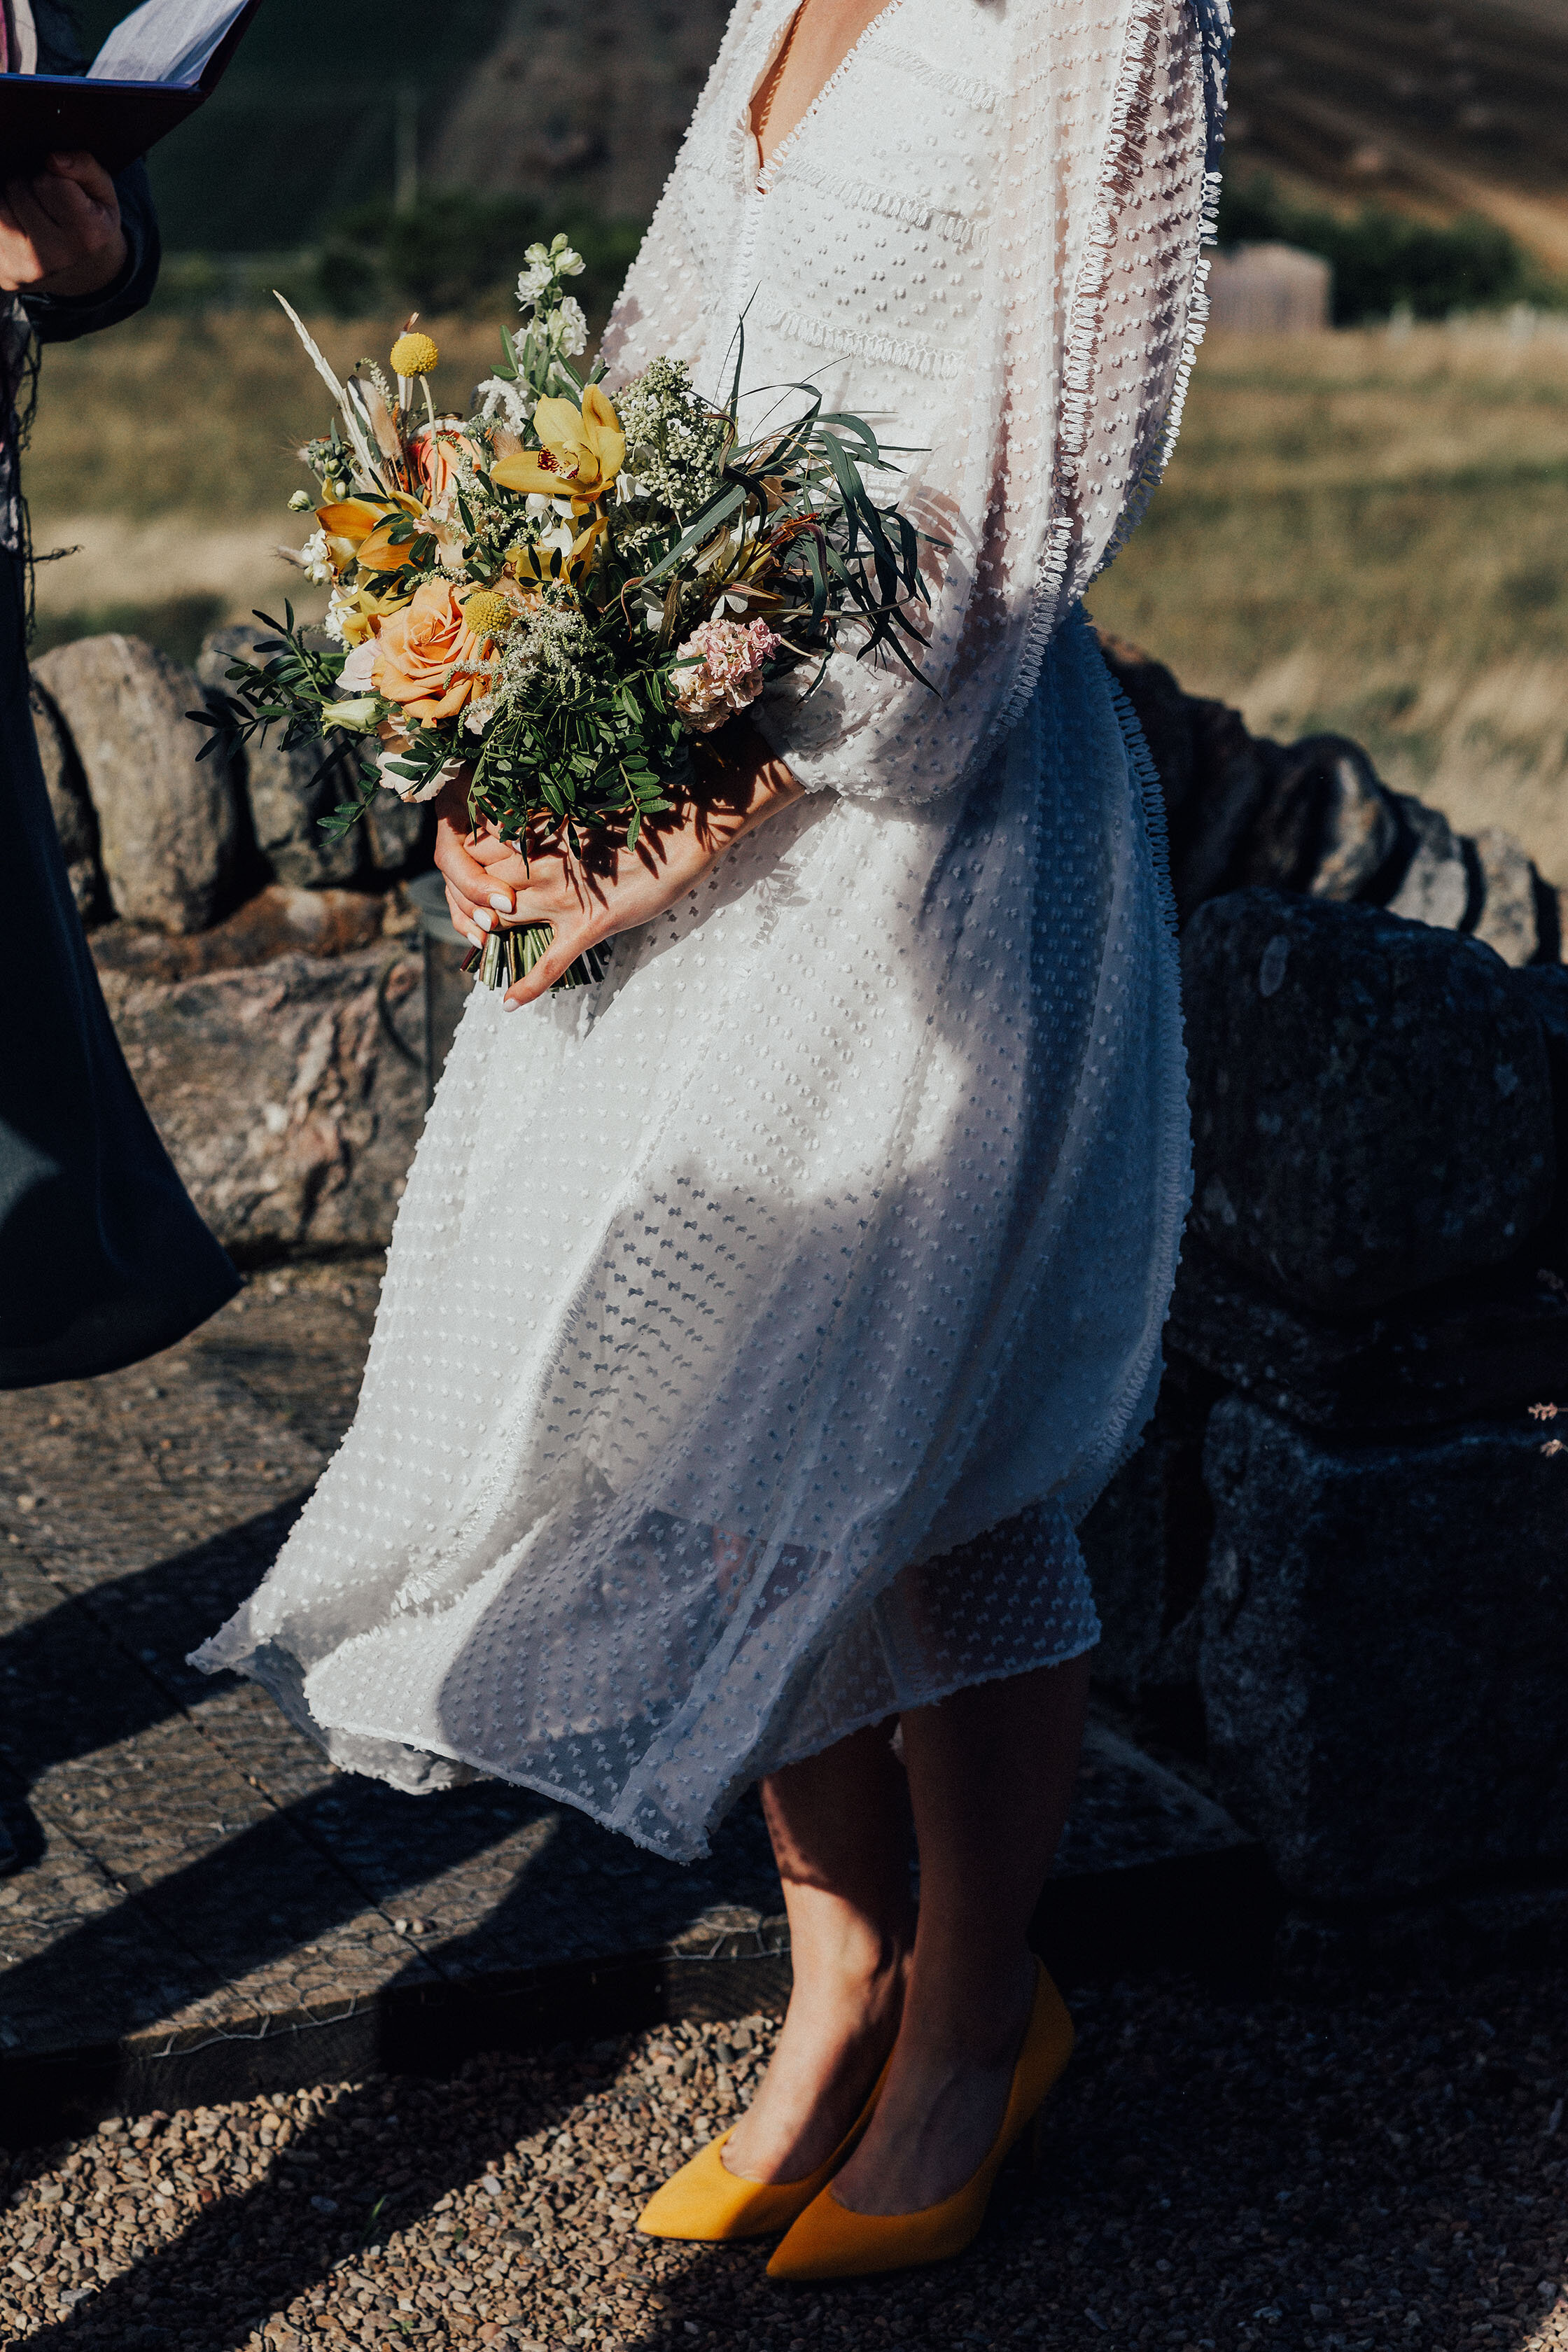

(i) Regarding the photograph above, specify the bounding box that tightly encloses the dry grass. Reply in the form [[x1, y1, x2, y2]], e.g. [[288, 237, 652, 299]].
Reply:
[[25, 311, 504, 643], [26, 309, 1568, 878], [1088, 317, 1568, 880]]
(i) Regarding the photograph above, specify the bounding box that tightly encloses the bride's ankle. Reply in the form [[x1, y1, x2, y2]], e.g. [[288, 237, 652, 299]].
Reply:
[[785, 1927, 911, 2024]]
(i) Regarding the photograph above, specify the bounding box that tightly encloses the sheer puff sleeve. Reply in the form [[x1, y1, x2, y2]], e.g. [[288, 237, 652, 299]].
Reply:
[[767, 0, 1228, 806], [602, 0, 1230, 808]]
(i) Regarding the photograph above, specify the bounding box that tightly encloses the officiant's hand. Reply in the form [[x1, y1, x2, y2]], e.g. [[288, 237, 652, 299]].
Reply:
[[433, 723, 804, 1006], [0, 153, 127, 299]]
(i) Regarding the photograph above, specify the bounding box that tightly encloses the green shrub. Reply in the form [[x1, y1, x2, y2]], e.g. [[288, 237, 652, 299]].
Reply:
[[1216, 174, 1539, 323], [314, 192, 644, 324]]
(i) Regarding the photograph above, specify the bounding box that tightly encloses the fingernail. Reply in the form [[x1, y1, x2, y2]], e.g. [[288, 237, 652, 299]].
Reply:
[[473, 908, 493, 931], [489, 894, 514, 913], [501, 993, 522, 1013]]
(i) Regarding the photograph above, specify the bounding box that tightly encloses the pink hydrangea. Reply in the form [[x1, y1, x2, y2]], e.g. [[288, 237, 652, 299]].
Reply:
[[671, 617, 781, 733]]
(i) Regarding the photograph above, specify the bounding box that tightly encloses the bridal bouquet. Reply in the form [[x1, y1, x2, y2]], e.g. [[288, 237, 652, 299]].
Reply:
[[195, 236, 934, 990]]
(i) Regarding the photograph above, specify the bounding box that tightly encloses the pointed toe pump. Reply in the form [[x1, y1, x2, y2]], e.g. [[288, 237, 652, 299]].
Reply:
[[635, 2054, 892, 2243], [765, 1960, 1074, 2281]]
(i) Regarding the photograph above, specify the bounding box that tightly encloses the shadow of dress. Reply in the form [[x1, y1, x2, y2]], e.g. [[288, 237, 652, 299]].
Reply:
[[0, 35, 237, 1386]]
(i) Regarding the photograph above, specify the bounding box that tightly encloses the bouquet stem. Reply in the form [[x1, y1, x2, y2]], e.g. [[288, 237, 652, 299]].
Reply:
[[463, 924, 607, 992]]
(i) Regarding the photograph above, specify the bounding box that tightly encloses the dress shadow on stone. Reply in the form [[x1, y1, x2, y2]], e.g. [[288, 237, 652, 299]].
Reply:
[[193, 0, 1231, 1858]]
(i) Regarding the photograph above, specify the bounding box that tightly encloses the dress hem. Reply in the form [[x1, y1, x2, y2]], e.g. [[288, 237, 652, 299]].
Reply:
[[192, 1616, 1102, 1866]]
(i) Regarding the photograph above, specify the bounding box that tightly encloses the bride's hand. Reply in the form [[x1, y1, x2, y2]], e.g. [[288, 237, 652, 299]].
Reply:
[[433, 723, 803, 1007]]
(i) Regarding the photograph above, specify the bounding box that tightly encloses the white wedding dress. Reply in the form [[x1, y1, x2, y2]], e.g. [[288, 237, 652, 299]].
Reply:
[[194, 0, 1228, 1859]]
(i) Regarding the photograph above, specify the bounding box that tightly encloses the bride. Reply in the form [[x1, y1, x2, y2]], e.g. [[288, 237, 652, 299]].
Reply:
[[196, 0, 1227, 2278]]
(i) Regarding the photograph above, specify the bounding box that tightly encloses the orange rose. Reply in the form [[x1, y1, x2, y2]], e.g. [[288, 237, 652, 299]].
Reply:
[[410, 419, 483, 505], [370, 579, 493, 723]]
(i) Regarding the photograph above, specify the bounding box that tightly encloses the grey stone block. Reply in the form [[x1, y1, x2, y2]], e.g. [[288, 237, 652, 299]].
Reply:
[[1078, 1357, 1223, 1717], [97, 944, 427, 1256], [1168, 1233, 1568, 1434], [1471, 824, 1539, 967], [27, 672, 104, 923], [1183, 889, 1554, 1312], [197, 626, 367, 891], [1386, 795, 1471, 932], [34, 634, 244, 933], [1233, 735, 1399, 905], [1200, 1395, 1568, 1905]]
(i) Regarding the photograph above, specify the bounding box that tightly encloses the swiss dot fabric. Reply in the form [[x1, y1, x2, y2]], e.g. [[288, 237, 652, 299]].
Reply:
[[192, 0, 1221, 1860]]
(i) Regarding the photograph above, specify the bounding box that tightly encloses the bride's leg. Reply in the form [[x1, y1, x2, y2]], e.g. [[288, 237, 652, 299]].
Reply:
[[722, 1723, 917, 2183], [829, 1653, 1092, 2214]]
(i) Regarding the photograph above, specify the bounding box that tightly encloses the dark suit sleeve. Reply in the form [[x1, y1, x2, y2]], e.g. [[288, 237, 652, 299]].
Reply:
[[17, 160, 162, 347]]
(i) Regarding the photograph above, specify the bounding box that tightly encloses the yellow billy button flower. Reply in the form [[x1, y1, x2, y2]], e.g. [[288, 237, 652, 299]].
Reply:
[[460, 589, 514, 638], [491, 385, 626, 513], [390, 331, 439, 378]]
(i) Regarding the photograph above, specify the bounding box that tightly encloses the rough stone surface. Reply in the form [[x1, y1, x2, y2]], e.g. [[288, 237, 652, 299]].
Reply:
[[27, 673, 105, 923], [1386, 794, 1474, 932], [1168, 1232, 1568, 1432], [1200, 1395, 1568, 1905], [1077, 1357, 1223, 1728], [363, 786, 435, 879], [1097, 629, 1560, 965], [1233, 734, 1399, 904], [92, 883, 396, 983], [33, 634, 244, 933], [1473, 821, 1541, 966], [96, 945, 427, 1256], [1183, 888, 1555, 1312], [197, 627, 368, 892], [1514, 962, 1568, 1260]]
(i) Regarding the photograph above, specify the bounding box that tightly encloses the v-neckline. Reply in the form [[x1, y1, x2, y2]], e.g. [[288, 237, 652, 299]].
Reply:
[[745, 0, 906, 187]]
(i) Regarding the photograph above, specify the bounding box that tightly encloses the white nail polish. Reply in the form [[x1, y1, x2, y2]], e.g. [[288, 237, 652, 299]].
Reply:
[[501, 994, 522, 1012], [489, 895, 514, 914], [474, 908, 493, 932]]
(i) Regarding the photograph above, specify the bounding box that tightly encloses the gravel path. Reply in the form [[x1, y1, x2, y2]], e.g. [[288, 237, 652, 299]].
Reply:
[[2, 1963, 1565, 2352]]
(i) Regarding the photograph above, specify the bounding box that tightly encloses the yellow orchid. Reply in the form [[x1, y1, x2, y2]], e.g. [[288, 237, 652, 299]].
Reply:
[[316, 492, 425, 577], [490, 385, 626, 512]]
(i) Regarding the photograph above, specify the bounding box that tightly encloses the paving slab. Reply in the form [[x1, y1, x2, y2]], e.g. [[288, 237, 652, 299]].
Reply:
[[0, 1260, 1273, 2143]]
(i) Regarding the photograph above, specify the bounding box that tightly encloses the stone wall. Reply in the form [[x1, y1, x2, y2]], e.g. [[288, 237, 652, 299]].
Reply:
[[31, 622, 1568, 1971], [31, 629, 435, 1266], [1082, 878, 1568, 1975]]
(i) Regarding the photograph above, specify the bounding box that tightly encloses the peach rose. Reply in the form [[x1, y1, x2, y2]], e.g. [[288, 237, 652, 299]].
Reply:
[[370, 578, 493, 723]]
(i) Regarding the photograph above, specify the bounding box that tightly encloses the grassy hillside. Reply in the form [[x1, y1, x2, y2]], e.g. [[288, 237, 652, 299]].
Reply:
[[75, 0, 510, 249], [1226, 0, 1568, 272], [1086, 319, 1568, 878], [63, 0, 1568, 270]]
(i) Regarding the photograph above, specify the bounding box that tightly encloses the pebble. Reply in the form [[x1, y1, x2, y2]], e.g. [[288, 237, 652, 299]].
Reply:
[[1, 1972, 1566, 2351]]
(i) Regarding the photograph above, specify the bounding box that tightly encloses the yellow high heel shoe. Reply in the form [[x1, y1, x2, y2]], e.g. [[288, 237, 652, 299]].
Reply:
[[765, 1959, 1073, 2280], [635, 2052, 892, 2242]]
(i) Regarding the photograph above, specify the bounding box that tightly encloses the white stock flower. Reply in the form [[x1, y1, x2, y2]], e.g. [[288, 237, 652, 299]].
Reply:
[[301, 528, 332, 586], [517, 260, 555, 307], [476, 377, 535, 432], [550, 296, 588, 358], [556, 246, 584, 276]]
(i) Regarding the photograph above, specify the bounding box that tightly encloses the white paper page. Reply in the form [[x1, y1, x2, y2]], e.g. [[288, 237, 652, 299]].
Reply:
[[88, 0, 247, 86]]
